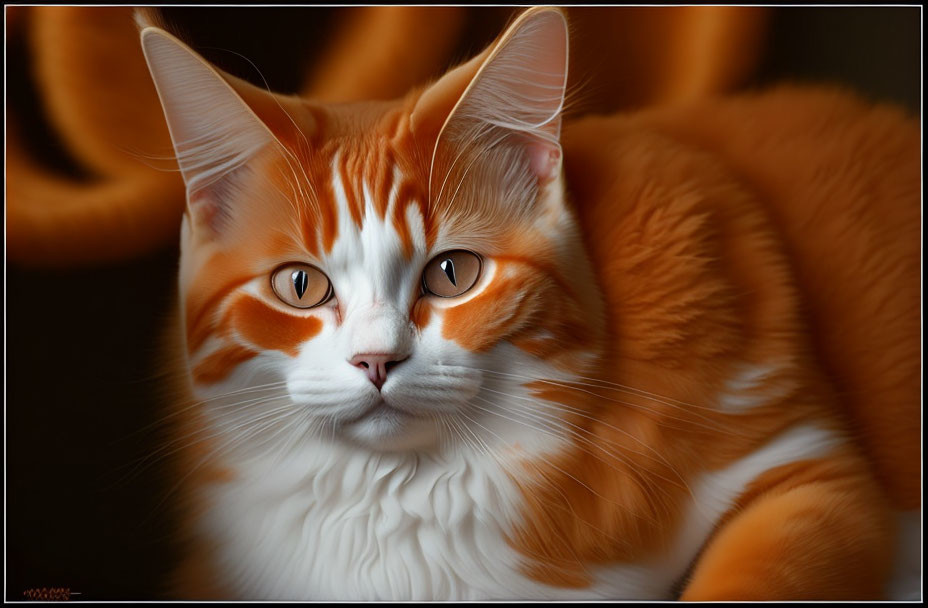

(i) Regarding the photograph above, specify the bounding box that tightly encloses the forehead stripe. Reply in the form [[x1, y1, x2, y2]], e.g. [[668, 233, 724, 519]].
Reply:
[[336, 150, 364, 229], [391, 181, 422, 259], [373, 147, 395, 219], [318, 164, 339, 253]]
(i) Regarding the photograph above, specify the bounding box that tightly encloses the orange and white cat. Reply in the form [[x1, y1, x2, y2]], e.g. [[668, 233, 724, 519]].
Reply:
[[139, 7, 920, 600]]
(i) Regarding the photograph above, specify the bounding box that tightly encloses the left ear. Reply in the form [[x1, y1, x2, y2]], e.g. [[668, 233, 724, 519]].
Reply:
[[413, 7, 568, 205], [139, 20, 315, 236]]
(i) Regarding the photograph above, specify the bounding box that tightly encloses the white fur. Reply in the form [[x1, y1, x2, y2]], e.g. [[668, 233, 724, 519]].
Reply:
[[204, 432, 547, 599], [194, 420, 843, 600], [717, 362, 795, 412]]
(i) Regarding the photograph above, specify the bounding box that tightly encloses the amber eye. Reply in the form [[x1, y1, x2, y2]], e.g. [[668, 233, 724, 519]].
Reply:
[[422, 250, 482, 298], [271, 263, 333, 309]]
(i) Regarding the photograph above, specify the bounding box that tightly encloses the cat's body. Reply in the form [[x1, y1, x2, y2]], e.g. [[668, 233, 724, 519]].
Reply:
[[140, 9, 920, 601]]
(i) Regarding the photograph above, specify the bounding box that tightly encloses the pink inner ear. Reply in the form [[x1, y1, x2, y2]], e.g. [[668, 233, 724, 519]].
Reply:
[[527, 139, 562, 183], [187, 183, 232, 233]]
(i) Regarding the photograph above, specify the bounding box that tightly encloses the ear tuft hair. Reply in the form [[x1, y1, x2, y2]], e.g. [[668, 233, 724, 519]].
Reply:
[[133, 7, 168, 33]]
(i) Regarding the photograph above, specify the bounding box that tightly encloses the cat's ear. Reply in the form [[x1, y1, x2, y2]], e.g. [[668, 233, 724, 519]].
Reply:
[[140, 27, 273, 193], [139, 26, 309, 231], [411, 7, 568, 202]]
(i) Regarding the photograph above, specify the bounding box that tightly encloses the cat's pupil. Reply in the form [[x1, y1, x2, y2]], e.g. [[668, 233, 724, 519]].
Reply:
[[292, 270, 308, 299], [440, 259, 456, 286]]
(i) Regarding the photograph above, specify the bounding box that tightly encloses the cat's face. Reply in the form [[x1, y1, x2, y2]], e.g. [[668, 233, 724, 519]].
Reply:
[[145, 8, 603, 454]]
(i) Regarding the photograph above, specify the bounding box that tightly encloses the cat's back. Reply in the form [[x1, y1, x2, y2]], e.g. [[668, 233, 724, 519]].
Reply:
[[563, 85, 920, 509]]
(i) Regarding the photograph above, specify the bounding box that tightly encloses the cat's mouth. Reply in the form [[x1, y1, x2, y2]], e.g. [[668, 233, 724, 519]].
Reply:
[[337, 396, 439, 451], [343, 398, 424, 425]]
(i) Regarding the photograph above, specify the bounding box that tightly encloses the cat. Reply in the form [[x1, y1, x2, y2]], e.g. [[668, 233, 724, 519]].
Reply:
[[138, 6, 920, 600]]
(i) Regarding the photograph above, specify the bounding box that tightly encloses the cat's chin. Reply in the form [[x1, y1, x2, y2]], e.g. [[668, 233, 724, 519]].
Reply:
[[337, 401, 440, 452]]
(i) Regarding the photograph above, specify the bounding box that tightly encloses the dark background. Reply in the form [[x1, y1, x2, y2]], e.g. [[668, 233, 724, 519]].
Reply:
[[6, 6, 921, 601]]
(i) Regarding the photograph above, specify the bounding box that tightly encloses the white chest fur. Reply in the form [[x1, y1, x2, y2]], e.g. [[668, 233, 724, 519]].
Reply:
[[200, 443, 560, 600], [197, 425, 842, 600]]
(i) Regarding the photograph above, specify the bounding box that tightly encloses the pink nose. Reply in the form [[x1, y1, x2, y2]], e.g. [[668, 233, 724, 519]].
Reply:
[[350, 353, 409, 389]]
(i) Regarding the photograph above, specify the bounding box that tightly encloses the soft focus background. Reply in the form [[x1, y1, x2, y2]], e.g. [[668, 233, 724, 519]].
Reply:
[[5, 6, 920, 600]]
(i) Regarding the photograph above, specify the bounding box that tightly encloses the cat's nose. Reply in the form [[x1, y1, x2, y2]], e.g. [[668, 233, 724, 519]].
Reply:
[[349, 353, 409, 390]]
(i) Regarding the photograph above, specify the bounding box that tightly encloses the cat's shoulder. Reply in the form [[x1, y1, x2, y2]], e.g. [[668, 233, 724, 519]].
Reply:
[[563, 84, 917, 171], [564, 84, 916, 139], [561, 84, 918, 209]]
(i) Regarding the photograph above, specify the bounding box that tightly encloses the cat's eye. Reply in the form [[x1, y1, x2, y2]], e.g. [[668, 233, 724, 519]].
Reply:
[[422, 250, 482, 298], [271, 263, 333, 309]]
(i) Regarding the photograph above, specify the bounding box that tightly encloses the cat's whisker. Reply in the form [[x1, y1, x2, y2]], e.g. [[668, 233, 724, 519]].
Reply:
[[454, 407, 612, 567], [464, 398, 662, 528], [441, 414, 464, 452], [473, 367, 750, 439], [480, 385, 675, 465], [439, 413, 456, 454], [474, 381, 698, 487], [557, 374, 737, 415], [476, 370, 693, 435], [141, 407, 304, 525], [475, 366, 711, 413], [466, 397, 663, 518], [108, 396, 295, 486], [516, 460, 635, 555], [195, 404, 307, 465], [178, 379, 290, 406], [268, 409, 336, 467], [117, 380, 291, 443], [430, 412, 448, 453], [458, 411, 498, 460], [469, 396, 675, 514], [549, 387, 750, 439], [478, 367, 719, 416], [475, 387, 693, 498], [448, 412, 487, 459], [511, 404, 687, 509], [250, 409, 318, 465], [115, 391, 293, 473]]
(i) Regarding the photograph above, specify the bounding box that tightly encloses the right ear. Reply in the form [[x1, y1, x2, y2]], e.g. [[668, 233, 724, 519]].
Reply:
[[409, 7, 569, 213], [140, 25, 313, 234], [140, 27, 275, 192]]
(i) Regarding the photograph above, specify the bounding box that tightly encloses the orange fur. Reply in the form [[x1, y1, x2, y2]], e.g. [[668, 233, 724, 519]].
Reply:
[[225, 295, 323, 357], [630, 89, 922, 509], [503, 85, 919, 595], [442, 262, 549, 353], [680, 451, 893, 600]]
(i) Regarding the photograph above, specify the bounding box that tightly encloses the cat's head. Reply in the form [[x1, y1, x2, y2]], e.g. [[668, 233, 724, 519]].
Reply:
[[142, 8, 605, 453]]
